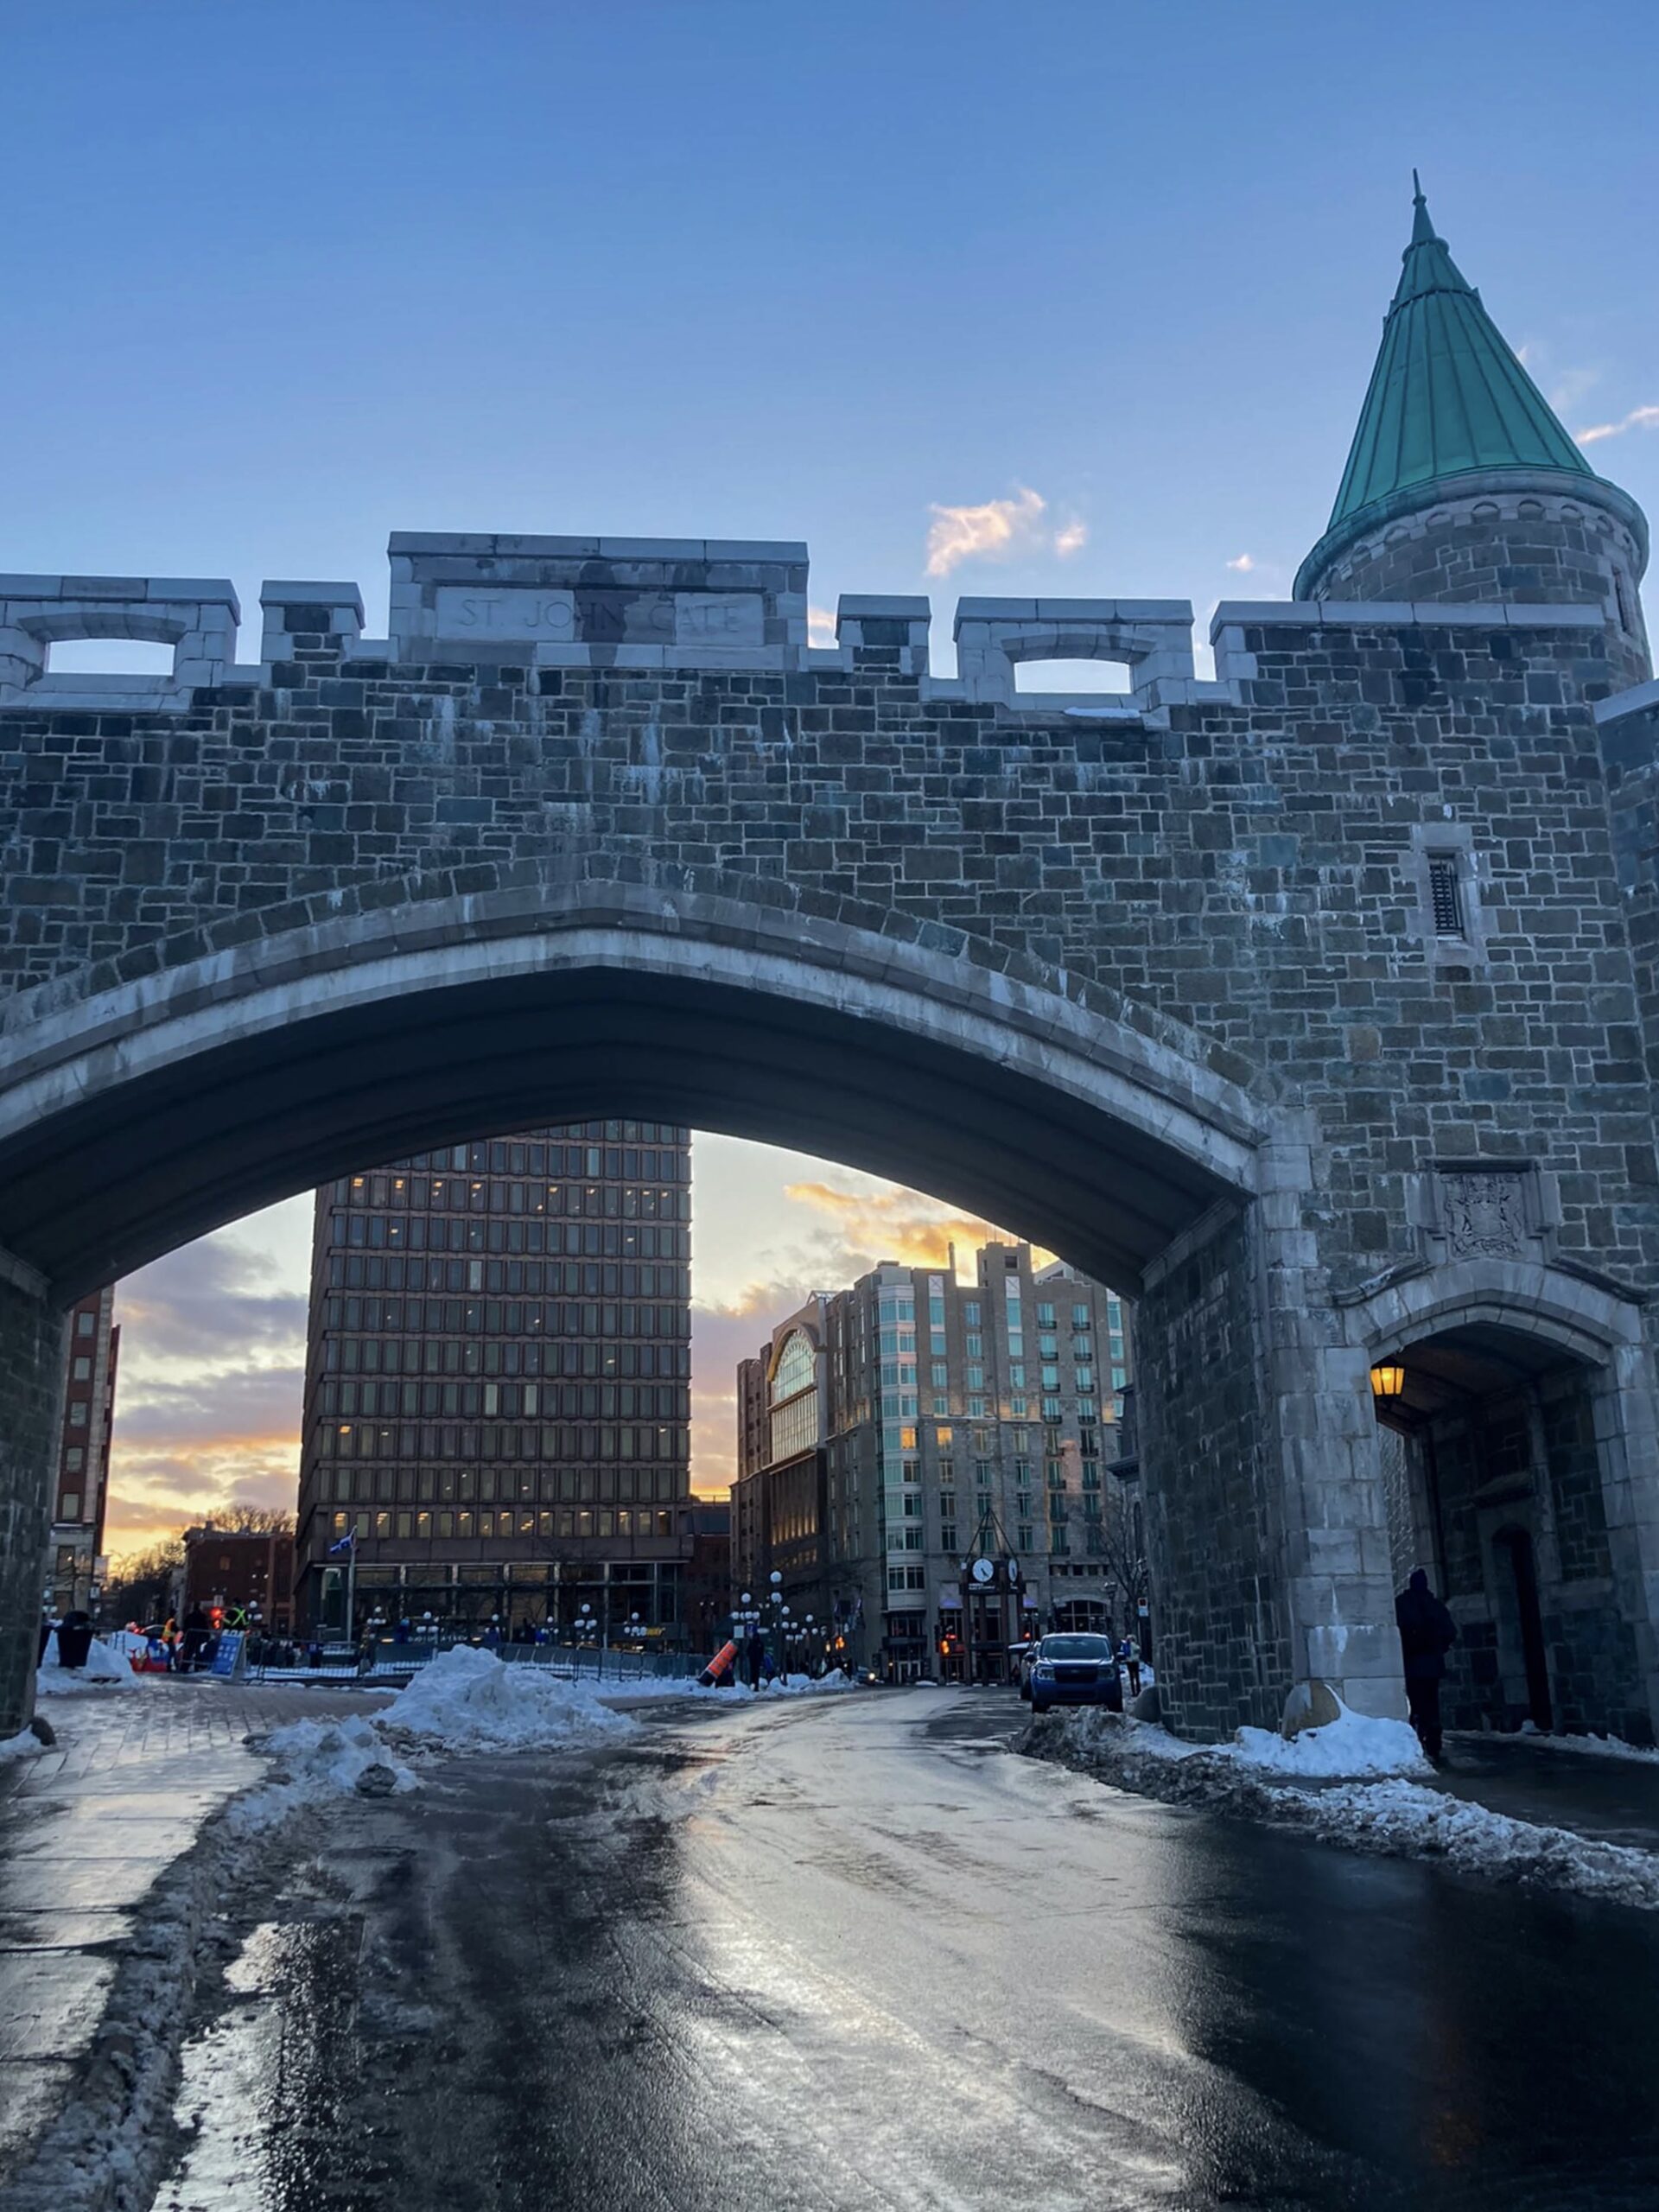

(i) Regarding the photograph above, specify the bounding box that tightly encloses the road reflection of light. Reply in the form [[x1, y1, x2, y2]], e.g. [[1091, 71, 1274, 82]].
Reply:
[[655, 1700, 1213, 2207]]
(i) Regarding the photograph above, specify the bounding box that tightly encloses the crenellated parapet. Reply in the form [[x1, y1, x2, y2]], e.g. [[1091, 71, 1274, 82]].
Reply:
[[0, 575, 240, 709]]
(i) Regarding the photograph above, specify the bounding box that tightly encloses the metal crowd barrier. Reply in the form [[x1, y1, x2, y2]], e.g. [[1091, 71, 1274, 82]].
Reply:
[[245, 1638, 709, 1686]]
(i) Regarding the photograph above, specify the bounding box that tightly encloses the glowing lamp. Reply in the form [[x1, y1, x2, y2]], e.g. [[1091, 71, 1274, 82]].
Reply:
[[1370, 1363, 1406, 1400]]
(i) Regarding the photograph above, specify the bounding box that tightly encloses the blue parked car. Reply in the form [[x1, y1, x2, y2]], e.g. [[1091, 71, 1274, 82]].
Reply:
[[1028, 1633, 1123, 1715]]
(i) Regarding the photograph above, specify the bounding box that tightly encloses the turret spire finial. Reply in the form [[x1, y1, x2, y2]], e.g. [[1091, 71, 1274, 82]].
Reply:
[[1409, 170, 1435, 247]]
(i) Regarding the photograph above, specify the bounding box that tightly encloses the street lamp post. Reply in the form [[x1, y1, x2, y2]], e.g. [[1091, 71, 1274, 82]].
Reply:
[[728, 1589, 760, 1686]]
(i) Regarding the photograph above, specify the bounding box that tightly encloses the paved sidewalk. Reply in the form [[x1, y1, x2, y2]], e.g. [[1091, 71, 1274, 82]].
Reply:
[[0, 1675, 384, 2185], [1435, 1731, 1659, 1851]]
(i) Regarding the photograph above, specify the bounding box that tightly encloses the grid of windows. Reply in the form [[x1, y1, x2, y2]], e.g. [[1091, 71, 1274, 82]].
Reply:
[[297, 1122, 692, 1627], [733, 1244, 1137, 1678]]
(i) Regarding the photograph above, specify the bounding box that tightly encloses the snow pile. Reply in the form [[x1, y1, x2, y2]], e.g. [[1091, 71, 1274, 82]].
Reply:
[[1048, 1698, 1427, 1780], [1529, 1730, 1659, 1766], [228, 1714, 416, 1836], [1230, 1704, 1429, 1778], [1, 1726, 46, 1764], [1024, 1708, 1659, 1910], [1275, 1778, 1659, 1911], [36, 1632, 140, 1694], [381, 1643, 637, 1751]]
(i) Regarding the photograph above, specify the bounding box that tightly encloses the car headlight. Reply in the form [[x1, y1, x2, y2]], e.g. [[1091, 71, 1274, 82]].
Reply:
[[1033, 1664, 1054, 1681]]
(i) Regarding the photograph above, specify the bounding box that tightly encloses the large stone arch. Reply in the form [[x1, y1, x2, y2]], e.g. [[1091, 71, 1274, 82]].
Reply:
[[1, 863, 1365, 1741], [0, 867, 1267, 1298]]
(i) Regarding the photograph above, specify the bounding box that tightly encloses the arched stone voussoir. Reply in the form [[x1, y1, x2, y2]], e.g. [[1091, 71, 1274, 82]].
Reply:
[[0, 868, 1270, 1299], [0, 867, 1270, 1160], [1352, 1256, 1649, 1369]]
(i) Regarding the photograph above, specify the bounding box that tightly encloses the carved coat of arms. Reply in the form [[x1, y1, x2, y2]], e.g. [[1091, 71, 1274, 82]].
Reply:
[[1440, 1172, 1526, 1258]]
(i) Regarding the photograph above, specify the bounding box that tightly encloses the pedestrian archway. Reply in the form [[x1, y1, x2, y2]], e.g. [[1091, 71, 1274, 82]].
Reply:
[[1363, 1274, 1658, 1745]]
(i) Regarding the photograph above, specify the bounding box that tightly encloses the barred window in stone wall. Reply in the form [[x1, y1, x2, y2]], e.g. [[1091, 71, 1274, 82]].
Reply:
[[1427, 853, 1465, 936]]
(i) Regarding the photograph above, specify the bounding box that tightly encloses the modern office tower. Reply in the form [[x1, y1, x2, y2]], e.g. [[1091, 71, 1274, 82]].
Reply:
[[294, 1121, 693, 1638], [734, 1244, 1135, 1681], [46, 1286, 119, 1617]]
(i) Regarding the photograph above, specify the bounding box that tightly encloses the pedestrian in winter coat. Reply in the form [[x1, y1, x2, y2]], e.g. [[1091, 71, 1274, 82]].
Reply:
[[1116, 1636, 1142, 1698], [181, 1606, 212, 1672], [1395, 1567, 1457, 1761]]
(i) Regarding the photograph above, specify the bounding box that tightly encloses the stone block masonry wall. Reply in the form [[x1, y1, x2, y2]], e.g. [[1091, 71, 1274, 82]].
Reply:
[[0, 1271, 67, 1731], [3, 602, 1655, 1327], [1303, 479, 1651, 689], [3, 542, 1659, 1739], [1543, 1386, 1614, 1584], [1138, 1210, 1290, 1739]]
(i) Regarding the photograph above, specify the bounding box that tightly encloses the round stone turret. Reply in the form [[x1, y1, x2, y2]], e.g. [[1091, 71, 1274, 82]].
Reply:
[[1297, 181, 1650, 688]]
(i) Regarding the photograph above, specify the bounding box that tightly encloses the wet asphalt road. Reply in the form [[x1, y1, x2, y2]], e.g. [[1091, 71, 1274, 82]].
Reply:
[[150, 1688, 1659, 2211]]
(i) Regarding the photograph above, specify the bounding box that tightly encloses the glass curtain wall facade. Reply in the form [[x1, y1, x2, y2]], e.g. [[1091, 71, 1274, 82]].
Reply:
[[295, 1121, 693, 1638]]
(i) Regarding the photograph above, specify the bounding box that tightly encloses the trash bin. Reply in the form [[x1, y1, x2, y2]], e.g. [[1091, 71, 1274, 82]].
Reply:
[[56, 1611, 94, 1669]]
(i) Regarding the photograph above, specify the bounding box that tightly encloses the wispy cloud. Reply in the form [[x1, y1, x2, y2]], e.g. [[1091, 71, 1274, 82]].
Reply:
[[926, 486, 1046, 576], [807, 603, 838, 648], [925, 488, 1089, 578], [1225, 553, 1255, 573], [685, 1179, 1038, 1496], [1576, 404, 1659, 448], [1548, 366, 1600, 415], [782, 1180, 1030, 1272], [110, 1220, 310, 1551]]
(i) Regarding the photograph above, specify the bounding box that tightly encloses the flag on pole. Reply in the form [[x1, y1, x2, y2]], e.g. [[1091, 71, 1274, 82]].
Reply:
[[327, 1530, 356, 1556]]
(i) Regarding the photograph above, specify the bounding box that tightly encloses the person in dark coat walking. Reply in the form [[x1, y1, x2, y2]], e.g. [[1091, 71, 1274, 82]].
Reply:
[[181, 1605, 212, 1673], [1395, 1567, 1457, 1760]]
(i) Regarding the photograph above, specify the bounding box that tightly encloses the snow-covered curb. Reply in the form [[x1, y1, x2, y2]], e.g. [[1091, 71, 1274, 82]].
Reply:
[[1272, 1777, 1659, 1907], [1034, 1699, 1428, 1780], [1514, 1728, 1659, 1766], [1022, 1709, 1659, 1912]]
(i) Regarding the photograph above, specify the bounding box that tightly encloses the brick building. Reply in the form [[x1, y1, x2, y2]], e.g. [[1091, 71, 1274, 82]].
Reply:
[[294, 1122, 693, 1638], [44, 1287, 118, 1617], [182, 1524, 295, 1629], [734, 1246, 1133, 1680]]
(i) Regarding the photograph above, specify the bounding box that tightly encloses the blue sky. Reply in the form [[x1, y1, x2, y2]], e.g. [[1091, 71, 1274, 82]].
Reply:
[[13, 2, 1653, 1546], [9, 2, 1656, 640]]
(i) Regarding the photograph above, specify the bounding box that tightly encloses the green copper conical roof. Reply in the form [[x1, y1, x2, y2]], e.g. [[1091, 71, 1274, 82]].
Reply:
[[1325, 175, 1592, 532]]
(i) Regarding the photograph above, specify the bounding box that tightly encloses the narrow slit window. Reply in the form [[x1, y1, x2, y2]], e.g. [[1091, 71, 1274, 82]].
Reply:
[[1427, 853, 1465, 937]]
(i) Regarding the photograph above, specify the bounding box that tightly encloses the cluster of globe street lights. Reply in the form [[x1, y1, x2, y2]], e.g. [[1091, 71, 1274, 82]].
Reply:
[[718, 1570, 824, 1682]]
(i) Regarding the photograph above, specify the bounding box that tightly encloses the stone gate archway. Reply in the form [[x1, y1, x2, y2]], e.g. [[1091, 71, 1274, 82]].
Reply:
[[1, 866, 1350, 1742], [1355, 1264, 1659, 1745], [3, 514, 1658, 1748]]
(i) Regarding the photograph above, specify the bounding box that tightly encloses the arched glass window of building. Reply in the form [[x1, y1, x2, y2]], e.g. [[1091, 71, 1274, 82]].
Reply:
[[769, 1330, 818, 1464]]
